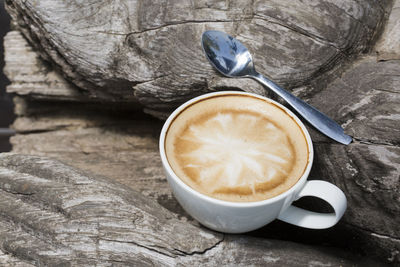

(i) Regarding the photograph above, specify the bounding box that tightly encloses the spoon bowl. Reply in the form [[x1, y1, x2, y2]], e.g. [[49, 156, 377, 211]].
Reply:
[[201, 30, 352, 145], [202, 31, 254, 77]]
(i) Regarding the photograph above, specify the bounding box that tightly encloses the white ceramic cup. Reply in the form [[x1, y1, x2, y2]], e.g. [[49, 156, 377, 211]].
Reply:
[[159, 91, 347, 233]]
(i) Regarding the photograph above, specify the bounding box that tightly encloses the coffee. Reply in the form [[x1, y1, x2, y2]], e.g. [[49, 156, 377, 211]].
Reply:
[[165, 94, 309, 202]]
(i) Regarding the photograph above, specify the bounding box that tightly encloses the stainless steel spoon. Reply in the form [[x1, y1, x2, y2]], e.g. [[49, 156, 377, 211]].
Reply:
[[201, 30, 352, 145]]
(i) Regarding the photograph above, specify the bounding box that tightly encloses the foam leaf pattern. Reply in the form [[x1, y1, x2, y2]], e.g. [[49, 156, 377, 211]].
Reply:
[[177, 112, 294, 195]]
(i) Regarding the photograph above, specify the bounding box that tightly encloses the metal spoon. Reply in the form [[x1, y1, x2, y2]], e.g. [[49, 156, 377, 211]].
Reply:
[[201, 30, 352, 145]]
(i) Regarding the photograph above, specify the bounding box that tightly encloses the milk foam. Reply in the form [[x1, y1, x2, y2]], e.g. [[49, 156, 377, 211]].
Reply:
[[165, 95, 308, 202]]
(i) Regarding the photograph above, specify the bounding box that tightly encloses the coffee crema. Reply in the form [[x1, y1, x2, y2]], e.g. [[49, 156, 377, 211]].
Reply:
[[165, 94, 309, 202]]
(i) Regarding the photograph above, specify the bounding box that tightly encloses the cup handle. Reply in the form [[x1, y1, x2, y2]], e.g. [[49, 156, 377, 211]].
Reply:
[[277, 180, 347, 229]]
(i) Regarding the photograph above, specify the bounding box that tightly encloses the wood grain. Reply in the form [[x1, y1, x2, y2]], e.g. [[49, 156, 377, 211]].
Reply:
[[2, 0, 399, 264], [0, 154, 379, 266], [4, 0, 389, 116]]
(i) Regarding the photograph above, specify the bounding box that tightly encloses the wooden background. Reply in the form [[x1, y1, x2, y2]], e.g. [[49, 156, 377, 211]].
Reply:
[[1, 0, 399, 266]]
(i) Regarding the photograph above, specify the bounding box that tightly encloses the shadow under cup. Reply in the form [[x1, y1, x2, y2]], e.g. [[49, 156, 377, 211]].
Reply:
[[159, 91, 346, 233]]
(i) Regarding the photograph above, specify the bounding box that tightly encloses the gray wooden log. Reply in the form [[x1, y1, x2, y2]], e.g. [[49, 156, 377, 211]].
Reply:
[[4, 0, 391, 115], [307, 55, 400, 263], [4, 29, 400, 265], [0, 153, 380, 266]]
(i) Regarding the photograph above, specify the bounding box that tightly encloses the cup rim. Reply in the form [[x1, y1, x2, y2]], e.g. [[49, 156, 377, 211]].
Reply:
[[159, 91, 314, 208]]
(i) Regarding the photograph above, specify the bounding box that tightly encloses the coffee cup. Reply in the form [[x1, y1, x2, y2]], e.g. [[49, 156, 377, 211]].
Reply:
[[159, 91, 346, 233]]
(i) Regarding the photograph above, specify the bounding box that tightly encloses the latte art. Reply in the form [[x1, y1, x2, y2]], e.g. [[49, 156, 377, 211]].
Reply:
[[179, 111, 293, 193], [165, 95, 308, 202]]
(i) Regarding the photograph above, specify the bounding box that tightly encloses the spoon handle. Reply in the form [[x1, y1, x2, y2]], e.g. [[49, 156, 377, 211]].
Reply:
[[252, 73, 352, 145]]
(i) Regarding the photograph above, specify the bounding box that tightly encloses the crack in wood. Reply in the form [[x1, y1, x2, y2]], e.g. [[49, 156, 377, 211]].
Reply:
[[353, 137, 400, 148], [98, 238, 177, 258], [125, 18, 253, 37], [173, 236, 225, 257], [253, 14, 343, 52]]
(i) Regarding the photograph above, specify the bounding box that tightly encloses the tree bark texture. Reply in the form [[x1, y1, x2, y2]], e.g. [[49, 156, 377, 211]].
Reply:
[[2, 0, 400, 265], [0, 153, 381, 266], [4, 0, 392, 115]]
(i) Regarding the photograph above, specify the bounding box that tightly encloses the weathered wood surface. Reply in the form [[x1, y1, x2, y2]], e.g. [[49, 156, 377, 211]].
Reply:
[[4, 0, 391, 116], [2, 0, 400, 265], [308, 56, 400, 263], [6, 58, 400, 264], [0, 153, 381, 266], [0, 249, 34, 267], [376, 0, 400, 60]]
